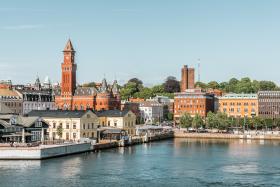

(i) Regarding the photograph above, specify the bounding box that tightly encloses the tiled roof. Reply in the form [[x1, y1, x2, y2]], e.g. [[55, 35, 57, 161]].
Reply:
[[74, 87, 98, 96], [96, 110, 130, 117], [28, 110, 91, 118]]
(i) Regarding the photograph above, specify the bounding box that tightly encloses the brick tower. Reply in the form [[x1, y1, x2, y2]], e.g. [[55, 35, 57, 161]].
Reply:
[[181, 65, 195, 92], [61, 39, 77, 96]]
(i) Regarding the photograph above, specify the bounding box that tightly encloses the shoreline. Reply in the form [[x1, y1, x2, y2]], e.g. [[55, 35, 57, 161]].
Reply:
[[174, 132, 280, 140]]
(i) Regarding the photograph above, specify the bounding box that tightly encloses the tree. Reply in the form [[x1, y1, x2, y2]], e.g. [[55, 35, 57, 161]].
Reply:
[[133, 87, 153, 99], [206, 111, 219, 129], [126, 78, 143, 92], [167, 112, 173, 121], [120, 82, 139, 100], [163, 76, 180, 93], [192, 114, 204, 129], [195, 81, 207, 89], [57, 124, 63, 140], [151, 85, 165, 95], [207, 81, 220, 89], [259, 81, 277, 91], [179, 113, 192, 128], [216, 112, 230, 130]]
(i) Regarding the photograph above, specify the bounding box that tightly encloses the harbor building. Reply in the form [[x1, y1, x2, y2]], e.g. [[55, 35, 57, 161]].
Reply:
[[97, 110, 136, 135], [174, 89, 215, 122], [54, 40, 121, 111], [218, 93, 258, 118], [28, 110, 99, 141], [258, 91, 280, 118]]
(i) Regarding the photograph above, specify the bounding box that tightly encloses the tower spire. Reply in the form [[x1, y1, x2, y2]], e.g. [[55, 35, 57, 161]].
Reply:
[[64, 39, 75, 52]]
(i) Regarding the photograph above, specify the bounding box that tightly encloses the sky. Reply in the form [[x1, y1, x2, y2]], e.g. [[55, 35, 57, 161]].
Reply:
[[1, 0, 280, 86]]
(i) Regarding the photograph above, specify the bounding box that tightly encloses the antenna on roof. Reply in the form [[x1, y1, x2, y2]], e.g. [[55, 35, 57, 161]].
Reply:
[[197, 59, 201, 82]]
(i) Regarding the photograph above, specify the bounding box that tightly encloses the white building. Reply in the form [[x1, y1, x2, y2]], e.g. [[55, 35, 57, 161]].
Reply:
[[28, 110, 99, 141], [97, 110, 136, 135], [17, 76, 56, 115], [139, 101, 164, 124]]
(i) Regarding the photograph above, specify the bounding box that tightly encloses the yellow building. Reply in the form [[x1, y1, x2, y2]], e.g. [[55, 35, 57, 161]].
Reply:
[[218, 94, 258, 118], [28, 110, 99, 141], [97, 110, 136, 135]]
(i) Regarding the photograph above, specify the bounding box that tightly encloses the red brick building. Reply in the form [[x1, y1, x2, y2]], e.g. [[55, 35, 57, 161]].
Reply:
[[181, 65, 195, 92], [174, 89, 214, 122], [55, 40, 121, 111]]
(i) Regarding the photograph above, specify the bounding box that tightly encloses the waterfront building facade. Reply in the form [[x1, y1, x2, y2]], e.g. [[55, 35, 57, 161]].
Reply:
[[218, 93, 258, 118], [146, 95, 174, 119], [121, 101, 141, 123], [174, 89, 215, 122], [17, 77, 56, 115], [180, 65, 195, 92], [97, 110, 136, 135], [258, 91, 280, 118], [54, 40, 121, 111], [139, 101, 164, 124], [0, 88, 22, 114], [28, 110, 99, 141], [0, 114, 49, 143]]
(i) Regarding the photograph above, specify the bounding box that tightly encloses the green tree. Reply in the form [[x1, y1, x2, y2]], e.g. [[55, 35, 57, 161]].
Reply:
[[163, 76, 180, 93], [192, 114, 204, 129], [179, 113, 193, 128], [216, 112, 230, 130], [207, 81, 220, 89], [57, 124, 63, 140], [167, 112, 174, 121], [195, 81, 208, 89], [206, 111, 219, 129]]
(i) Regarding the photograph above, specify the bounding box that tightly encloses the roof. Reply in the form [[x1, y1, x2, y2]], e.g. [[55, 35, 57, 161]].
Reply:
[[17, 117, 40, 127], [64, 39, 75, 51], [74, 87, 98, 96], [28, 110, 91, 118], [219, 93, 258, 100], [0, 119, 12, 128], [0, 89, 21, 98], [97, 110, 131, 117], [139, 101, 163, 107]]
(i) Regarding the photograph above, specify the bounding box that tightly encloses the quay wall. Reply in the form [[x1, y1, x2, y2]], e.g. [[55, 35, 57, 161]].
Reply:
[[174, 132, 280, 140], [0, 143, 91, 160]]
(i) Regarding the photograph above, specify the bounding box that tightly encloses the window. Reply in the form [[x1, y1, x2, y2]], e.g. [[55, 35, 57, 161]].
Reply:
[[66, 123, 70, 129], [83, 124, 86, 129], [53, 123, 56, 128], [73, 133, 76, 139], [73, 124, 76, 129], [108, 121, 110, 126]]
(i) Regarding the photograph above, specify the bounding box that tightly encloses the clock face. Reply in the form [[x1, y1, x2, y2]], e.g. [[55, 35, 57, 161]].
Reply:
[[66, 56, 69, 60]]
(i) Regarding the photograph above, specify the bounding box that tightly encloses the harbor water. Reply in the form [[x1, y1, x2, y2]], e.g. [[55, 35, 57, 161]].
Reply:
[[0, 138, 280, 187]]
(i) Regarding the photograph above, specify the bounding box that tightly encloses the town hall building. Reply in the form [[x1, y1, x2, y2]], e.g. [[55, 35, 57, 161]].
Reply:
[[55, 40, 121, 111]]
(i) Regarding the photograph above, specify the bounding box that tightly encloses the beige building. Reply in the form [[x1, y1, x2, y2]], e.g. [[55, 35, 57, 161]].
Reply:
[[28, 110, 99, 141], [0, 88, 22, 114], [98, 110, 136, 135], [218, 94, 258, 118]]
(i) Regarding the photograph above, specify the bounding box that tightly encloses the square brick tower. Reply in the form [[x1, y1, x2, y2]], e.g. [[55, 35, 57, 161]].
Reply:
[[181, 65, 195, 92]]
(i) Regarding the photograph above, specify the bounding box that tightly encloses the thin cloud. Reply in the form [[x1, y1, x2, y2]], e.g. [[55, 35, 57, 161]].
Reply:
[[1, 24, 45, 30]]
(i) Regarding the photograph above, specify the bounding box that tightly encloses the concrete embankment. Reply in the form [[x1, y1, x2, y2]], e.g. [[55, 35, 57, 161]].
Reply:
[[0, 143, 91, 160], [94, 132, 174, 150], [174, 132, 280, 140]]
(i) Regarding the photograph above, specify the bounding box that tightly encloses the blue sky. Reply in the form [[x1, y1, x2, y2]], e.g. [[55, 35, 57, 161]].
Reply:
[[1, 0, 280, 86]]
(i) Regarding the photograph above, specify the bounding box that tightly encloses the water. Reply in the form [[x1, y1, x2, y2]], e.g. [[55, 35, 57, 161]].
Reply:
[[1, 139, 280, 187]]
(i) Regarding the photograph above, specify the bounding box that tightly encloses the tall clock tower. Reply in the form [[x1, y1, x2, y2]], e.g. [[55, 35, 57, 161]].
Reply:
[[61, 39, 77, 96]]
